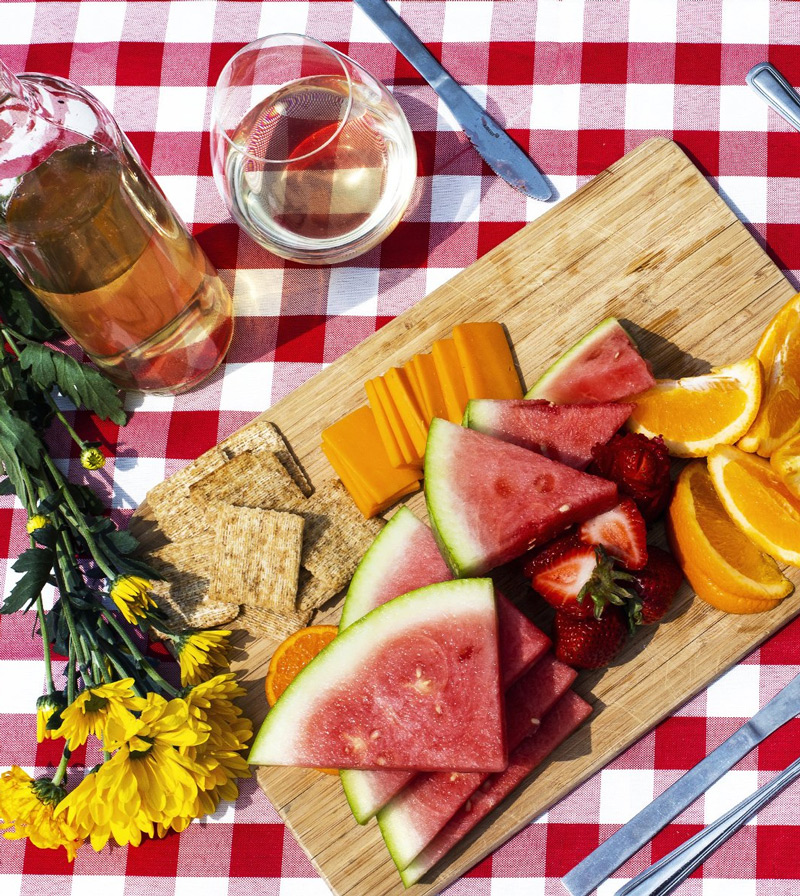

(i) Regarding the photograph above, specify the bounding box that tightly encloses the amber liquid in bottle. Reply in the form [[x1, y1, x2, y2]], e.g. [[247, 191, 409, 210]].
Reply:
[[4, 141, 233, 394]]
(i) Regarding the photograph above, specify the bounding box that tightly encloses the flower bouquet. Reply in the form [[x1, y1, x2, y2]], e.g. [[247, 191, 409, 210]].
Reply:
[[0, 263, 252, 858]]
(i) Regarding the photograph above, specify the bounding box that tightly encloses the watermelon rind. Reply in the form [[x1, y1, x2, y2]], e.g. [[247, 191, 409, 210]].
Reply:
[[525, 317, 652, 403], [339, 506, 422, 631], [424, 418, 485, 577], [249, 578, 504, 771]]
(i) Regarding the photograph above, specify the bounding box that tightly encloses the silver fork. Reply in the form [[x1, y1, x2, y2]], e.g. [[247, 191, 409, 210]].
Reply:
[[614, 755, 800, 896]]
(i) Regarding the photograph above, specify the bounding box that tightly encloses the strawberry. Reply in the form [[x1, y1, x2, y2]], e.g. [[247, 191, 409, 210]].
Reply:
[[578, 498, 648, 570], [589, 432, 672, 522], [524, 535, 637, 619], [627, 545, 684, 625], [553, 607, 628, 669]]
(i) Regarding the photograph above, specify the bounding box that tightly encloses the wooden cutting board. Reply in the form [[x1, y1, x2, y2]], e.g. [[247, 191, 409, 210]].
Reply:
[[137, 137, 800, 896]]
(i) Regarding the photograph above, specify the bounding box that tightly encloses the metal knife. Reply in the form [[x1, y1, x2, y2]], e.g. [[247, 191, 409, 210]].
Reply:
[[352, 0, 552, 201], [746, 62, 800, 132], [562, 669, 800, 896]]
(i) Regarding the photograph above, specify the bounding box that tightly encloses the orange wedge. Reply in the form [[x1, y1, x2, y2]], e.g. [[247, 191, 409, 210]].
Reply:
[[738, 292, 800, 457], [679, 561, 783, 615], [667, 461, 793, 607], [265, 625, 339, 706], [771, 432, 800, 500], [707, 444, 800, 567], [626, 358, 762, 457]]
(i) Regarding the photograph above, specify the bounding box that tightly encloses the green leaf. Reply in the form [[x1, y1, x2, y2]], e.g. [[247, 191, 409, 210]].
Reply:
[[1, 546, 55, 614], [0, 261, 62, 342], [0, 400, 44, 468], [98, 526, 141, 557], [18, 343, 126, 425], [0, 477, 15, 496]]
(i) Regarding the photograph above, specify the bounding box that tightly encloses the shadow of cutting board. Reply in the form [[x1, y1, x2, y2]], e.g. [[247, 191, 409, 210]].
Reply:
[[137, 137, 800, 895]]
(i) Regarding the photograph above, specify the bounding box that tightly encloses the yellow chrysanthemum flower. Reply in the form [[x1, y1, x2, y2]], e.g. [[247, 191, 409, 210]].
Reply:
[[36, 693, 66, 743], [0, 767, 83, 860], [53, 678, 141, 748], [25, 514, 50, 535], [57, 692, 210, 851], [159, 674, 252, 834], [109, 575, 157, 625], [173, 630, 232, 686]]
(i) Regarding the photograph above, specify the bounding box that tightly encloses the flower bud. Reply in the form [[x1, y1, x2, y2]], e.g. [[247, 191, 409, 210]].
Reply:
[[26, 514, 50, 535], [80, 446, 106, 470]]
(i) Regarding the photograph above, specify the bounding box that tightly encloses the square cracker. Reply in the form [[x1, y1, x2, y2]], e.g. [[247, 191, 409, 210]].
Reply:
[[294, 479, 384, 592], [295, 567, 345, 614], [219, 419, 312, 496], [209, 506, 304, 614], [188, 449, 306, 512], [236, 604, 312, 642], [145, 537, 239, 631], [146, 448, 227, 541]]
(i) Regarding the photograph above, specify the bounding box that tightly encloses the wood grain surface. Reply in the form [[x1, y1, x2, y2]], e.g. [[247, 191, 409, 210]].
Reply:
[[135, 138, 800, 896]]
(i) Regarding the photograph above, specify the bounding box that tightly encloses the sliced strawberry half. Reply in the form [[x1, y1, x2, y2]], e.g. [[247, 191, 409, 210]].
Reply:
[[578, 498, 648, 570], [525, 536, 638, 620]]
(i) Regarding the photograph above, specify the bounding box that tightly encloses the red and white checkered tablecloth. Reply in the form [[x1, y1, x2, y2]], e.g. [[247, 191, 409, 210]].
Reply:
[[3, 1, 800, 894]]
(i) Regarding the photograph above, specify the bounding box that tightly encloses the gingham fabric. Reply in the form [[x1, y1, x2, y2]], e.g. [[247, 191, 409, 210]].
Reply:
[[2, 1, 800, 894]]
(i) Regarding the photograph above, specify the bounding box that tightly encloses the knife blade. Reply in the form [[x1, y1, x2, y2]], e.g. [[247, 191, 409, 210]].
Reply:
[[562, 669, 800, 896], [352, 0, 551, 201]]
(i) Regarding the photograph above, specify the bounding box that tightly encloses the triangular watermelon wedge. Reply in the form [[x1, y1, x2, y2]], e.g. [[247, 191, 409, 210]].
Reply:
[[463, 398, 633, 469], [424, 419, 619, 577], [525, 317, 655, 404], [338, 507, 550, 822], [250, 578, 507, 772]]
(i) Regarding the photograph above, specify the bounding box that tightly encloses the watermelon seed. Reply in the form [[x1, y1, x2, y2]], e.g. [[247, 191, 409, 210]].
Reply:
[[370, 729, 381, 741], [558, 503, 572, 512]]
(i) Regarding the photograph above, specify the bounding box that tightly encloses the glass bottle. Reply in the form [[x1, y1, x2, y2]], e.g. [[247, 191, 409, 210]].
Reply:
[[0, 60, 233, 394]]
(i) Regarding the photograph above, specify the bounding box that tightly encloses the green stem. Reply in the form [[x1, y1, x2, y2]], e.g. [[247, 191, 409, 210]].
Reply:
[[103, 611, 179, 698], [36, 596, 55, 694], [43, 454, 116, 580], [51, 747, 71, 788]]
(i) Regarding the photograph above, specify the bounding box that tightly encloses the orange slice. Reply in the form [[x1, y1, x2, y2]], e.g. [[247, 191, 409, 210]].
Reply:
[[667, 461, 793, 604], [680, 561, 783, 615], [265, 625, 339, 706], [738, 292, 800, 457], [707, 444, 800, 567], [626, 358, 762, 457], [770, 432, 800, 500]]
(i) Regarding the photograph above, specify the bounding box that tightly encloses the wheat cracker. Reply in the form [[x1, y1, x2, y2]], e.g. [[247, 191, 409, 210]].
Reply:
[[236, 604, 312, 641], [189, 449, 306, 512], [295, 479, 384, 590], [219, 419, 312, 496], [210, 506, 304, 613]]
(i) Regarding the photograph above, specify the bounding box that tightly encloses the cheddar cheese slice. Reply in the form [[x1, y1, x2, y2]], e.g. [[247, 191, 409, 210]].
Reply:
[[321, 406, 420, 516], [366, 376, 422, 468], [385, 367, 428, 458], [432, 338, 469, 423], [411, 353, 449, 424], [452, 321, 524, 400]]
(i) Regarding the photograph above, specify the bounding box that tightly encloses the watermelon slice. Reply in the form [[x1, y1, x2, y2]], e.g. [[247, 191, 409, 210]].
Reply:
[[463, 398, 633, 469], [525, 318, 655, 404], [249, 579, 507, 772], [400, 689, 593, 887], [339, 507, 549, 822], [339, 507, 452, 631], [377, 653, 575, 871], [424, 419, 619, 577]]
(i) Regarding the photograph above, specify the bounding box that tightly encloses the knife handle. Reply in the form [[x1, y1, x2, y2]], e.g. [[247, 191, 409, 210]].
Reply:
[[614, 755, 800, 896], [746, 62, 800, 132], [352, 0, 481, 113]]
